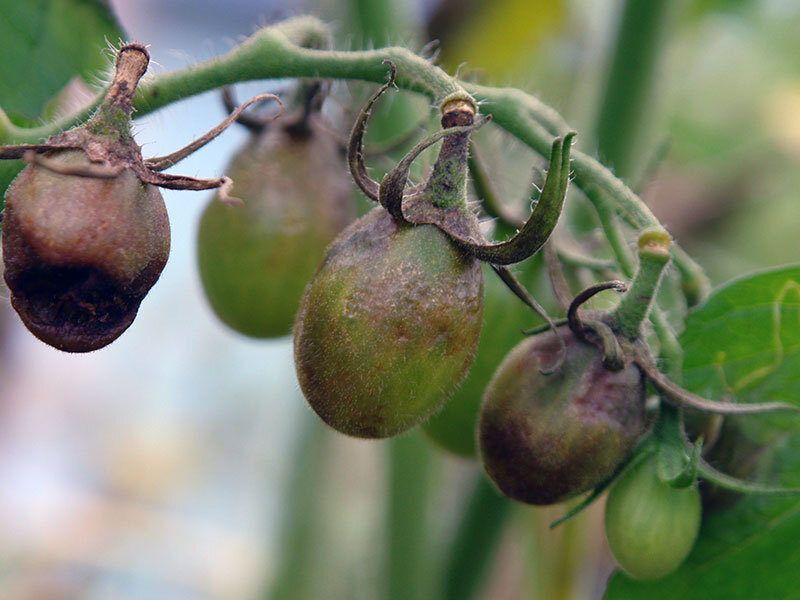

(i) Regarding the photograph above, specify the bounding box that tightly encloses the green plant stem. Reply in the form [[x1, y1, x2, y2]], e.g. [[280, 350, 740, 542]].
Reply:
[[462, 83, 706, 292], [0, 15, 704, 292], [440, 473, 511, 600], [585, 0, 687, 369], [589, 186, 682, 371], [386, 432, 436, 600], [595, 0, 676, 179], [612, 230, 672, 340], [265, 414, 329, 600]]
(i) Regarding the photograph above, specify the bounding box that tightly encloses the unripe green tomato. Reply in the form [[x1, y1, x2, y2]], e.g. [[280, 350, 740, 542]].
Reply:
[[422, 257, 541, 457], [604, 453, 702, 580], [293, 206, 483, 439], [478, 330, 645, 505], [197, 122, 355, 338]]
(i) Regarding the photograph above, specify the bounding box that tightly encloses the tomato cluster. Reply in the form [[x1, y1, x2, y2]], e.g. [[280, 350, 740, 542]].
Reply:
[[1, 45, 790, 585]]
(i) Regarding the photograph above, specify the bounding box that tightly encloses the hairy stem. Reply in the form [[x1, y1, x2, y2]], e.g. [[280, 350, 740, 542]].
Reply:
[[590, 185, 683, 371], [0, 16, 703, 291], [612, 229, 672, 340], [595, 0, 676, 179]]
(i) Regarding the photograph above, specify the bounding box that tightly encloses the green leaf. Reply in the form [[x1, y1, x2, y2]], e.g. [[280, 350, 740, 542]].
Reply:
[[0, 0, 124, 207], [0, 0, 123, 123], [604, 266, 800, 599], [679, 265, 800, 434]]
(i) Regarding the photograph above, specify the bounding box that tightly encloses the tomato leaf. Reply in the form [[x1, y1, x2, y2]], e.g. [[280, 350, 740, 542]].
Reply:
[[680, 265, 800, 433], [0, 0, 125, 205], [604, 265, 800, 599], [0, 0, 123, 123]]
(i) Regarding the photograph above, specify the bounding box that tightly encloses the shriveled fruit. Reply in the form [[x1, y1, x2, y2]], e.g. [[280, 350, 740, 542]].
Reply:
[[478, 329, 645, 505], [604, 453, 701, 580], [2, 151, 169, 352], [293, 206, 483, 438], [197, 119, 354, 338], [0, 44, 170, 352]]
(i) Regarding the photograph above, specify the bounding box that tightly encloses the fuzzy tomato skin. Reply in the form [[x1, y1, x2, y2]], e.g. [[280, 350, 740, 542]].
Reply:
[[604, 453, 702, 580], [478, 330, 645, 505], [197, 123, 355, 338], [293, 206, 483, 439]]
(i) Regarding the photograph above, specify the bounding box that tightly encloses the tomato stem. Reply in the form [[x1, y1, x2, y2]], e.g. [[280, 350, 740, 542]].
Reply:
[[611, 228, 672, 340], [0, 16, 707, 299]]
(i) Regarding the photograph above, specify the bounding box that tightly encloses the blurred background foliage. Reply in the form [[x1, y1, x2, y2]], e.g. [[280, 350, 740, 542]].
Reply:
[[0, 0, 798, 598]]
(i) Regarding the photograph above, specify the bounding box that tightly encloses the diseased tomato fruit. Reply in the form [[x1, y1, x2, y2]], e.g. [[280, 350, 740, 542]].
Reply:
[[3, 151, 169, 352], [604, 453, 701, 580], [197, 119, 354, 338], [477, 329, 645, 505], [293, 206, 483, 438], [1, 44, 170, 352]]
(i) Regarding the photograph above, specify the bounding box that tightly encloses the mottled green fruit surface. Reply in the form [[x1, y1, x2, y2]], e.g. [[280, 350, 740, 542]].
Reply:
[[605, 454, 701, 580], [293, 206, 483, 438], [478, 330, 645, 505], [2, 150, 170, 352], [197, 124, 354, 338], [423, 258, 541, 457]]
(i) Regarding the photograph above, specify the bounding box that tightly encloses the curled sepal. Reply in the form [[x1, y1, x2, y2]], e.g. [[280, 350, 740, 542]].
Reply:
[[653, 404, 701, 489], [145, 93, 282, 172], [658, 438, 702, 489], [23, 150, 124, 179], [378, 115, 491, 222], [0, 142, 79, 159], [581, 317, 625, 371], [452, 132, 576, 265], [347, 60, 398, 202], [634, 343, 800, 415], [697, 458, 800, 496], [221, 86, 280, 133], [566, 280, 627, 339], [491, 265, 564, 374]]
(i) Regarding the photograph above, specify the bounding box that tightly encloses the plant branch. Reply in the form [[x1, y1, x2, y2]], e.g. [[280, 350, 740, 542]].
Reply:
[[611, 229, 672, 340], [0, 14, 707, 297]]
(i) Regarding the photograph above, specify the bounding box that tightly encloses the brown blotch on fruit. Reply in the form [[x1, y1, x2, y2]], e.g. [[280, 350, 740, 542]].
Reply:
[[293, 207, 483, 438], [2, 155, 169, 352], [478, 329, 646, 505]]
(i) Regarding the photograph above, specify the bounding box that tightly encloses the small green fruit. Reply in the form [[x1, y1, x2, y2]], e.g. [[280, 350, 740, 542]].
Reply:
[[197, 121, 354, 338], [478, 329, 645, 505], [604, 453, 702, 580], [293, 206, 483, 438]]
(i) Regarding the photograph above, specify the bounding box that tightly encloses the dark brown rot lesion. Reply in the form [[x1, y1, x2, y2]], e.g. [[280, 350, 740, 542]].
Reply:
[[7, 265, 140, 353]]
